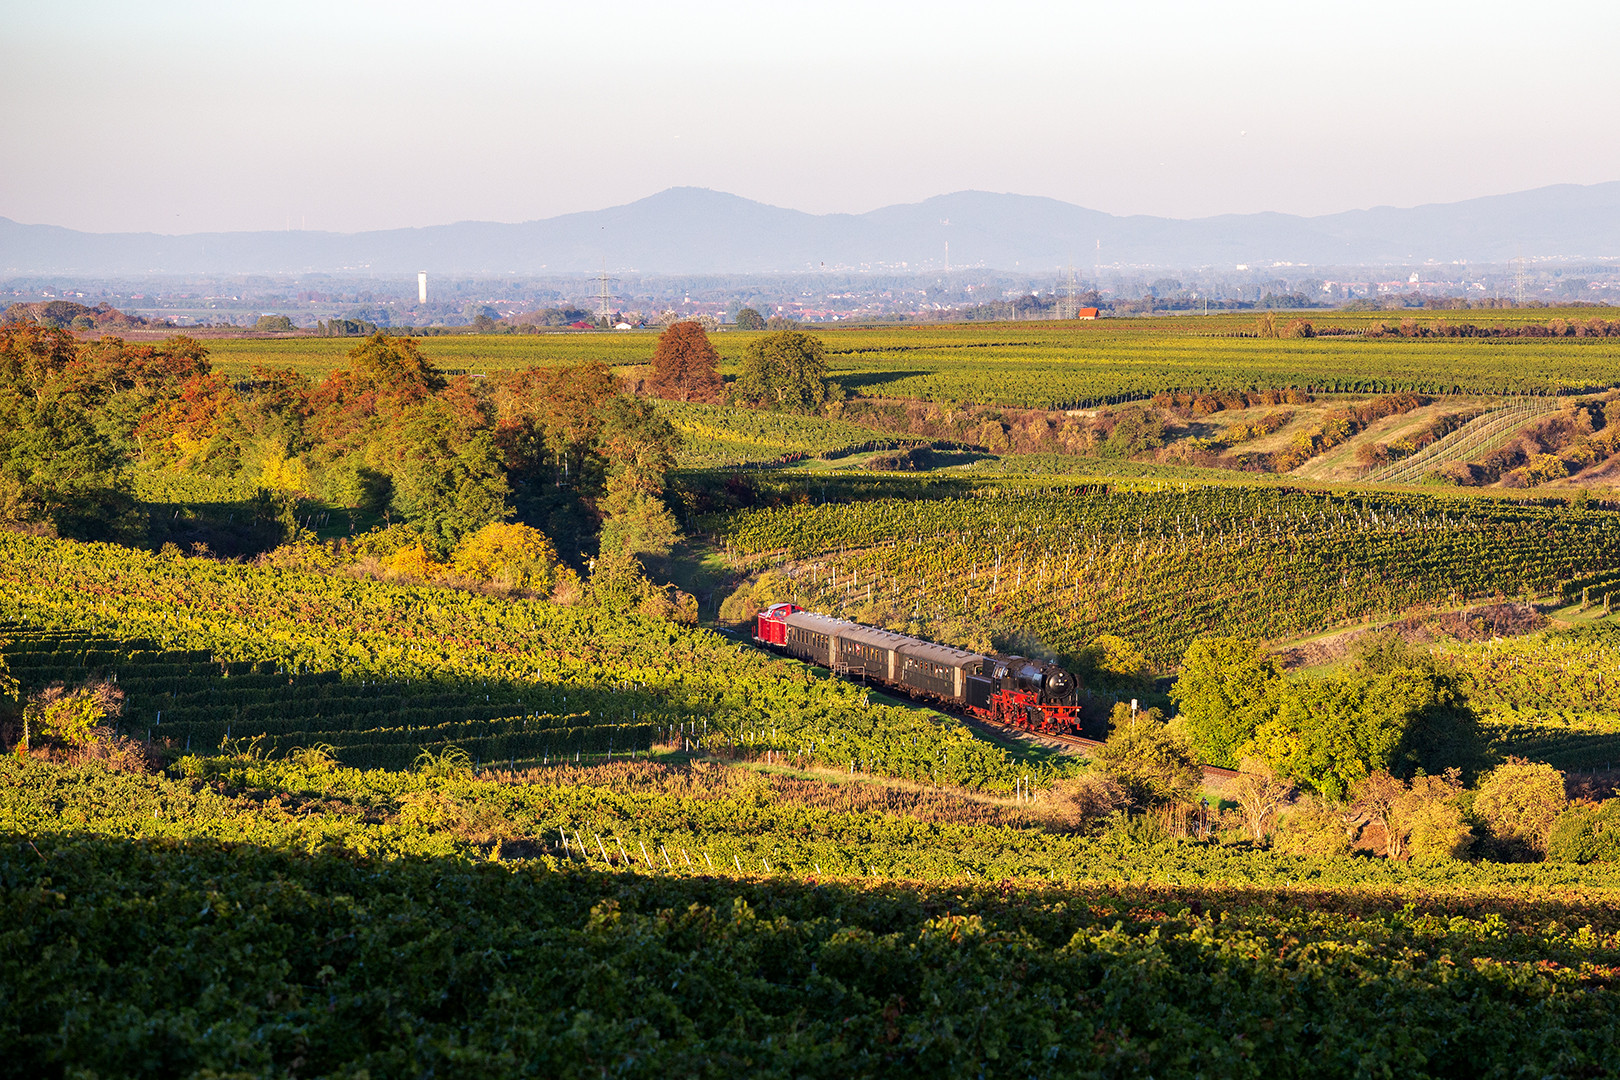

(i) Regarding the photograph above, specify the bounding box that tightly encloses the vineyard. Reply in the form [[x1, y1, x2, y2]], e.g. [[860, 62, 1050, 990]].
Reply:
[[1438, 624, 1620, 769], [715, 483, 1620, 667], [0, 532, 1063, 790], [1363, 398, 1561, 483], [6, 756, 1620, 1076], [194, 311, 1620, 409], [654, 401, 897, 467]]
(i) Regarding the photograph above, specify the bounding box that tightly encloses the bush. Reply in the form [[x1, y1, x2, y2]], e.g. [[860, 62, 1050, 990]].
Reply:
[[1270, 797, 1352, 858], [451, 521, 564, 594], [1354, 769, 1470, 862], [1473, 757, 1566, 857], [1092, 709, 1201, 808], [1547, 799, 1620, 863], [20, 679, 124, 750], [1045, 773, 1130, 829]]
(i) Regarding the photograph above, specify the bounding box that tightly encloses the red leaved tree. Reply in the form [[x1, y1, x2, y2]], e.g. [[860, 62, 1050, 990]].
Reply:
[[648, 322, 723, 403]]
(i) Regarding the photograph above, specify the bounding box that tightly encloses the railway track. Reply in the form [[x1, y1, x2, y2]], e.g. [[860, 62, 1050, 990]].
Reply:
[[968, 712, 1242, 785], [736, 627, 1243, 786]]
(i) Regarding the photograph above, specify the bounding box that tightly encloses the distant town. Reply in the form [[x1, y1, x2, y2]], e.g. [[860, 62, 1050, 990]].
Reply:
[[4, 257, 1615, 334]]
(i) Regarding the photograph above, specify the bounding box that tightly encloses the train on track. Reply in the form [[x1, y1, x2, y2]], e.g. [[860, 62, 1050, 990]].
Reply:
[[754, 603, 1084, 736]]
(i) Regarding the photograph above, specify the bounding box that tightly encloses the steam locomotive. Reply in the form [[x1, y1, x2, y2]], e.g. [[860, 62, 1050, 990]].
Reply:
[[753, 603, 1082, 735]]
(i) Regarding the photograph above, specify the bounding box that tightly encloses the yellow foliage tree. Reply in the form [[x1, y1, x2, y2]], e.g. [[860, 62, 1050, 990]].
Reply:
[[258, 453, 312, 495], [385, 541, 446, 582], [451, 521, 563, 594], [1474, 757, 1566, 854]]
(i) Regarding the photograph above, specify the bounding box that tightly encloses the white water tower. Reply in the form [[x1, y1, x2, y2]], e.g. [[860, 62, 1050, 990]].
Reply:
[[418, 271, 428, 304]]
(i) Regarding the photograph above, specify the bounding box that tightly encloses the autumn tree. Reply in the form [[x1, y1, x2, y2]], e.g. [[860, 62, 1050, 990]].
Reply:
[[489, 362, 621, 486], [648, 321, 723, 403], [1473, 757, 1567, 857], [1353, 769, 1469, 862], [451, 521, 567, 595]]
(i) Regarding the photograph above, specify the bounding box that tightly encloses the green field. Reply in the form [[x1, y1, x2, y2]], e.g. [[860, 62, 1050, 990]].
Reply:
[[192, 310, 1620, 408], [8, 519, 1620, 1076], [0, 531, 1057, 789]]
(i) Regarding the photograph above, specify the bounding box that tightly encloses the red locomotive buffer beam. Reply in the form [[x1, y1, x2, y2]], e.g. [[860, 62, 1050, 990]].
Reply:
[[970, 690, 1083, 736]]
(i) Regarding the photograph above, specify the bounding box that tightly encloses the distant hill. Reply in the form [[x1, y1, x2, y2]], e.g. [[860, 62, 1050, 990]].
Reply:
[[3, 182, 1618, 276]]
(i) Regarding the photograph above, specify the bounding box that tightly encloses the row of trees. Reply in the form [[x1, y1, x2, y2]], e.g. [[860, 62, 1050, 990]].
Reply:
[[647, 322, 837, 412]]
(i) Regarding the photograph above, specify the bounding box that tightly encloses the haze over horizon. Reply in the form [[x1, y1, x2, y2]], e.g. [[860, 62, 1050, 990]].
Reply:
[[4, 0, 1618, 237]]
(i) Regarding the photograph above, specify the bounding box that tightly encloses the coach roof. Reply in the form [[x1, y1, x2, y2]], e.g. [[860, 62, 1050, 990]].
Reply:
[[782, 610, 860, 636], [897, 640, 987, 669], [837, 623, 917, 652]]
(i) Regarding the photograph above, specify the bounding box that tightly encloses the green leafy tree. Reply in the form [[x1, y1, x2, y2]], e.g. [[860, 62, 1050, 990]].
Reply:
[[1092, 706, 1202, 808], [388, 399, 511, 551], [1171, 636, 1281, 768], [1247, 639, 1481, 799], [732, 331, 832, 411], [596, 396, 682, 558], [734, 307, 767, 331]]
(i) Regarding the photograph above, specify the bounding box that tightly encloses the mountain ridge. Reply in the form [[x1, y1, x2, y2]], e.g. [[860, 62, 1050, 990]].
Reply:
[[3, 182, 1618, 276]]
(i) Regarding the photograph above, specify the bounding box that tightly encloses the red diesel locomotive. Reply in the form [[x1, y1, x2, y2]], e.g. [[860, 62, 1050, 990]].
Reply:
[[754, 603, 1082, 735]]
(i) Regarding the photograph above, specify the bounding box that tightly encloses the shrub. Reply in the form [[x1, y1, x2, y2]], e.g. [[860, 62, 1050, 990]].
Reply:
[[451, 521, 564, 594], [1547, 799, 1620, 863], [1353, 769, 1470, 862], [1046, 773, 1130, 829], [1473, 757, 1566, 856], [1092, 710, 1202, 808], [21, 680, 124, 750], [1270, 797, 1352, 858]]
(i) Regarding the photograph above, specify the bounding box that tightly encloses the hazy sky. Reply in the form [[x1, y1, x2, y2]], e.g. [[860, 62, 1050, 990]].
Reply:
[[4, 0, 1617, 234]]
